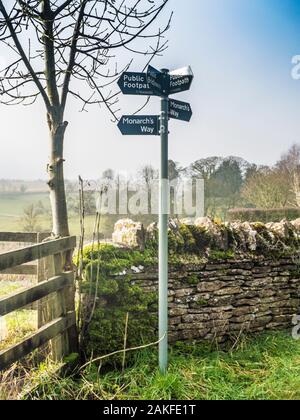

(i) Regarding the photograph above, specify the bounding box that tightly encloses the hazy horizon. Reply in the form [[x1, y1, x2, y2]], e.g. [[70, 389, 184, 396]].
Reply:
[[1, 0, 300, 180]]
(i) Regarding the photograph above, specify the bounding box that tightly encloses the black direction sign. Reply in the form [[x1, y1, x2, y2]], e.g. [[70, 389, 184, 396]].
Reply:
[[118, 115, 160, 136], [147, 65, 169, 96], [118, 72, 158, 96], [169, 66, 194, 95], [169, 99, 193, 122]]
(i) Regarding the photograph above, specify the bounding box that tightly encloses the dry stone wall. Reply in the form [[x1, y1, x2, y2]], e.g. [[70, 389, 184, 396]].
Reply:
[[125, 256, 300, 342], [108, 217, 300, 343]]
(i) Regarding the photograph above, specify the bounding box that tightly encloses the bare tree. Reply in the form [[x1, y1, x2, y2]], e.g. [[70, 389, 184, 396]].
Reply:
[[276, 144, 300, 207], [0, 0, 170, 237], [102, 169, 115, 182], [189, 157, 222, 181], [242, 166, 290, 209], [21, 204, 42, 232], [138, 164, 157, 212]]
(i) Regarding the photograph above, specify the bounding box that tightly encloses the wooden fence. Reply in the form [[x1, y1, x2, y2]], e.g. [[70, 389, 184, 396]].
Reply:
[[0, 233, 78, 371]]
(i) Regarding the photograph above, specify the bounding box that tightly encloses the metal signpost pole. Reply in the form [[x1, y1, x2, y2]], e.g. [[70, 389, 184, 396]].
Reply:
[[118, 64, 193, 374], [159, 69, 169, 374]]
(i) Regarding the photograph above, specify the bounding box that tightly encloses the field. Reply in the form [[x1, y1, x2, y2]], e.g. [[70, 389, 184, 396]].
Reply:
[[0, 191, 158, 240], [0, 192, 103, 239], [0, 192, 50, 232]]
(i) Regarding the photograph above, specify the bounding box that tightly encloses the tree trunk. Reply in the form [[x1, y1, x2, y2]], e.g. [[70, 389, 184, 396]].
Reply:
[[48, 118, 70, 238]]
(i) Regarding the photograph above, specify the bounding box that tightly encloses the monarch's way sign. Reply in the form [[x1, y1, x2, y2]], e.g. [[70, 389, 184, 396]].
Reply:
[[169, 99, 193, 122], [117, 115, 160, 136]]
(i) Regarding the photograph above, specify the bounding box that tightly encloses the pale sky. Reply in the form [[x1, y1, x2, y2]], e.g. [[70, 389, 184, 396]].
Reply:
[[1, 0, 300, 180]]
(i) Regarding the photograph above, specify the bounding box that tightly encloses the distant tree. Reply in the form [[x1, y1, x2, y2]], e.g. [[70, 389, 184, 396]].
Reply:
[[68, 188, 96, 216], [209, 159, 243, 217], [168, 160, 183, 217], [168, 160, 183, 181], [276, 144, 300, 207], [0, 179, 12, 192], [138, 165, 158, 214], [99, 169, 116, 205], [212, 159, 243, 198], [102, 169, 115, 183], [20, 184, 27, 194], [188, 156, 251, 217], [139, 165, 157, 186], [242, 167, 290, 209], [190, 157, 222, 181], [244, 164, 259, 183], [21, 204, 41, 232], [65, 180, 77, 194]]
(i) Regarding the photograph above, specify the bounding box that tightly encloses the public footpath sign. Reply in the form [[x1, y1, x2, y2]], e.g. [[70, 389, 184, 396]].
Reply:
[[147, 65, 169, 96], [117, 72, 158, 96], [146, 65, 194, 96], [169, 66, 194, 95], [117, 115, 160, 136], [169, 99, 193, 122], [117, 65, 193, 375]]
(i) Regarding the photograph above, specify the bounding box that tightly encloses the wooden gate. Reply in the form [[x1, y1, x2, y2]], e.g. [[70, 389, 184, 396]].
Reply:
[[0, 233, 78, 371]]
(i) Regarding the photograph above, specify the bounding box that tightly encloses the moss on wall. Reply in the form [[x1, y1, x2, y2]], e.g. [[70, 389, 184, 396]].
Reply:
[[77, 244, 157, 367]]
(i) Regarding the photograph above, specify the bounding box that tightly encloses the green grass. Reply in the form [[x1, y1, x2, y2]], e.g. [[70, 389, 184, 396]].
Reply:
[[0, 193, 50, 217], [21, 332, 300, 400], [0, 276, 37, 352], [0, 310, 37, 352], [0, 278, 34, 298], [0, 191, 114, 239], [0, 192, 51, 233]]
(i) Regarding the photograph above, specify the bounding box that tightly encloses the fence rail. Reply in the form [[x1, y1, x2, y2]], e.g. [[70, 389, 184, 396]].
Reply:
[[0, 232, 50, 277], [0, 236, 76, 272], [0, 233, 78, 371]]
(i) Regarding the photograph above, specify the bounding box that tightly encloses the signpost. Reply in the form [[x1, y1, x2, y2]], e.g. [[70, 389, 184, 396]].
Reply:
[[117, 65, 193, 374], [158, 69, 170, 375]]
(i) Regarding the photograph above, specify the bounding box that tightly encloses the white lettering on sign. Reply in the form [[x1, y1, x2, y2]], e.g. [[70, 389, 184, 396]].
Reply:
[[170, 101, 191, 112], [123, 117, 155, 125], [169, 109, 179, 118], [169, 100, 192, 121], [123, 74, 150, 90], [141, 126, 155, 134], [170, 76, 190, 88], [148, 76, 161, 90]]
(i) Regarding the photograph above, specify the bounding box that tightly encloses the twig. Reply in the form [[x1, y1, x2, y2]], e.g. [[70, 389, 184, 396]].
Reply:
[[122, 313, 129, 374], [80, 333, 166, 371]]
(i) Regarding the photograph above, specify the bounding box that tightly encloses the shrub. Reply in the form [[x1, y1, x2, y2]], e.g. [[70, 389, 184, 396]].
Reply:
[[227, 207, 300, 223], [78, 244, 157, 367]]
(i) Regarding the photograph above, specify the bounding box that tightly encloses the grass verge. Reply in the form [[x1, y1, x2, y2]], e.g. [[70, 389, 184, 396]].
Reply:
[[13, 331, 300, 401]]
